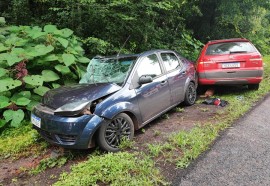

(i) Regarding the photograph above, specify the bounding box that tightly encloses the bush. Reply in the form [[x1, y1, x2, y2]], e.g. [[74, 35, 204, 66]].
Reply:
[[0, 18, 89, 128]]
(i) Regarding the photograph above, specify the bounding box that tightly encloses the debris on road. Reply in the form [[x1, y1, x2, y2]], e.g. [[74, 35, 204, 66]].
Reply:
[[202, 98, 228, 107]]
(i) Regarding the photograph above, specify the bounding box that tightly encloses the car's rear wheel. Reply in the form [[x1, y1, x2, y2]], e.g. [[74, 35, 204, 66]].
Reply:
[[97, 113, 134, 152], [184, 82, 197, 106], [248, 84, 259, 90]]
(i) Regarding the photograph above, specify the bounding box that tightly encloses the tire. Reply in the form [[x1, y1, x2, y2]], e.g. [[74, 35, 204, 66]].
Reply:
[[248, 84, 259, 90], [184, 82, 197, 106], [97, 113, 134, 152]]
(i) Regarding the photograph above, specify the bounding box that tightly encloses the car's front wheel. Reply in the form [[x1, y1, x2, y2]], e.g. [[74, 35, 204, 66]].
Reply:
[[97, 113, 134, 152], [184, 82, 197, 106]]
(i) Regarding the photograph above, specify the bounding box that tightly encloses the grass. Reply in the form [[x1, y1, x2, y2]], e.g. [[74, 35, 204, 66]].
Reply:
[[171, 124, 219, 168], [175, 107, 185, 113], [31, 156, 68, 175], [54, 151, 168, 186], [0, 122, 47, 159]]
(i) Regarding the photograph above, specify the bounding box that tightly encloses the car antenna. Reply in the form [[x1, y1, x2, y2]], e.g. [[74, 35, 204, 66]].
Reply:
[[117, 35, 131, 58]]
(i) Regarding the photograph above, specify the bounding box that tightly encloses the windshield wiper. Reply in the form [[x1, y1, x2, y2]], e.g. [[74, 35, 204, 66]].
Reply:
[[230, 51, 247, 54]]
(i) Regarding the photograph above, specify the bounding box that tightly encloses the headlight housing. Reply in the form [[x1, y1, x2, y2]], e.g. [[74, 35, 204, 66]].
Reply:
[[54, 100, 91, 116]]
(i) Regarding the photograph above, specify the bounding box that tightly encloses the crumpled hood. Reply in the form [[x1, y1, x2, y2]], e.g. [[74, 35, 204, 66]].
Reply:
[[42, 83, 121, 109]]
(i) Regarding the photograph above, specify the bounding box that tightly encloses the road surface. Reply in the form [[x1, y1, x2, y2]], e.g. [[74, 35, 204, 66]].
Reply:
[[173, 94, 270, 186]]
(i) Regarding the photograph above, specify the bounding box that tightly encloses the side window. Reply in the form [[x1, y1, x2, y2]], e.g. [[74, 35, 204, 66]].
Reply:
[[161, 53, 180, 72], [137, 54, 162, 78]]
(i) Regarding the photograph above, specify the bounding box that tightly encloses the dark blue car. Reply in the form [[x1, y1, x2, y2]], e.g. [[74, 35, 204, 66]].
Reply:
[[31, 49, 197, 152]]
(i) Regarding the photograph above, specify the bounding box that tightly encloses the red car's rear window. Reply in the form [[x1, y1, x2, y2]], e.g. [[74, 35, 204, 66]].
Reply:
[[206, 42, 257, 55]]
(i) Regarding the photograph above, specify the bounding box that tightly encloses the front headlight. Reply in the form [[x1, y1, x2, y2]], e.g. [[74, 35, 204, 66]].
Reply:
[[54, 100, 91, 116]]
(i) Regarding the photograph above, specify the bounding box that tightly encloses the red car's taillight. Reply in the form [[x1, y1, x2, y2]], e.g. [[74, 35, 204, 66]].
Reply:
[[196, 60, 205, 71]]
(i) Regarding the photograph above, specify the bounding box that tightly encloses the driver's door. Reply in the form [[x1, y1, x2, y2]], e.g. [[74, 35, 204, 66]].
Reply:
[[132, 53, 171, 123]]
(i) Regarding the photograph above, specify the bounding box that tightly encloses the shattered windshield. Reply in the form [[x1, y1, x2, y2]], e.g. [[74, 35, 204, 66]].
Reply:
[[79, 56, 137, 85]]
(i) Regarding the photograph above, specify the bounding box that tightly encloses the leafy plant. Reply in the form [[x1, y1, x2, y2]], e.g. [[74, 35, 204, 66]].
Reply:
[[175, 107, 185, 113], [0, 18, 90, 128], [31, 156, 68, 175], [0, 122, 47, 158], [161, 114, 170, 119], [170, 125, 218, 168], [147, 143, 165, 157], [54, 152, 167, 186], [119, 136, 135, 150]]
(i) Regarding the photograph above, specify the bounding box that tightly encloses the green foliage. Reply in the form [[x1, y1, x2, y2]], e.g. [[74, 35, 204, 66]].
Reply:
[[0, 1, 203, 58], [189, 1, 270, 55], [3, 109, 24, 127], [0, 23, 89, 128], [0, 122, 47, 158], [147, 143, 174, 157], [2, 1, 270, 55], [54, 151, 167, 186], [215, 1, 270, 54], [119, 137, 135, 150], [31, 156, 68, 175], [171, 125, 218, 168], [175, 107, 185, 113], [161, 114, 170, 119]]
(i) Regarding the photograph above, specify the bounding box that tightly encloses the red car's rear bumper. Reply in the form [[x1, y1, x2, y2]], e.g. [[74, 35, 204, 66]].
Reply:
[[198, 77, 263, 85], [198, 69, 263, 85]]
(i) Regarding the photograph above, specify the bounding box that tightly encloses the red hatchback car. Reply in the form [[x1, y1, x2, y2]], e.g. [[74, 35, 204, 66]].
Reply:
[[197, 38, 263, 90]]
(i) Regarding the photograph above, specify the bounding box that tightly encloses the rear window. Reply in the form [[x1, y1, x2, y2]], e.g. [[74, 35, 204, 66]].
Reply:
[[161, 53, 180, 72], [206, 42, 257, 55]]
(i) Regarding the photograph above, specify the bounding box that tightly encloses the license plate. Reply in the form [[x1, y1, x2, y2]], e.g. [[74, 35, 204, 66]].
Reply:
[[222, 62, 240, 68], [31, 114, 41, 128]]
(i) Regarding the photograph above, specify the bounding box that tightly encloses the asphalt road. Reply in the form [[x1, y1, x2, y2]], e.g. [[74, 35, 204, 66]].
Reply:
[[173, 94, 270, 186]]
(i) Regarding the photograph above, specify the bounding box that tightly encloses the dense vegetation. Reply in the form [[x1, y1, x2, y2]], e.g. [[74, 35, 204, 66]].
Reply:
[[1, 2, 270, 184], [0, 0, 269, 128], [1, 0, 269, 56], [0, 0, 269, 125], [0, 23, 89, 128]]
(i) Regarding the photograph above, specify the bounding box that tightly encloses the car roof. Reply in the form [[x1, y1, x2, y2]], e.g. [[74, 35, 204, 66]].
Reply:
[[94, 54, 139, 60], [139, 49, 177, 56], [207, 38, 250, 44], [95, 49, 177, 59]]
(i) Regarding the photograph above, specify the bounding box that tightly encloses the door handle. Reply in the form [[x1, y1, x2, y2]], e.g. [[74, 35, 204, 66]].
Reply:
[[160, 80, 167, 86], [181, 71, 186, 75]]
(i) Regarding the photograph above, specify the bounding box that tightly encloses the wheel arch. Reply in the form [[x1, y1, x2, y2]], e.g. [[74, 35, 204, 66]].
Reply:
[[122, 111, 139, 130], [88, 103, 140, 146], [184, 77, 197, 92]]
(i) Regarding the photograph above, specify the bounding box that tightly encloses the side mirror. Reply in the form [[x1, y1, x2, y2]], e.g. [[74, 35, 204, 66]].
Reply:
[[138, 75, 153, 84]]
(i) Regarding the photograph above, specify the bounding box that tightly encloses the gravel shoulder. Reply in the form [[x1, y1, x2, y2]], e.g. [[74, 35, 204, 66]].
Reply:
[[175, 94, 270, 186]]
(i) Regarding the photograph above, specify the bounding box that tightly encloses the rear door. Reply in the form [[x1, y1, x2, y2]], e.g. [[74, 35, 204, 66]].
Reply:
[[159, 52, 187, 104], [133, 53, 171, 123]]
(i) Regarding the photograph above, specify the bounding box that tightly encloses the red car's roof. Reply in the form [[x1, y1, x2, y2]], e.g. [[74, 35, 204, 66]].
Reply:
[[207, 38, 249, 44]]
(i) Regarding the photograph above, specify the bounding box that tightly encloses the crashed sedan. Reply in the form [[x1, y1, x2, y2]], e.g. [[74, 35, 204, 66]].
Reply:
[[31, 49, 197, 152]]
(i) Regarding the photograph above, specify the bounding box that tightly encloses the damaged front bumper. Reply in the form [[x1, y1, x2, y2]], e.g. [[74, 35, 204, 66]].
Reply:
[[32, 104, 105, 149]]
